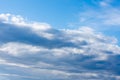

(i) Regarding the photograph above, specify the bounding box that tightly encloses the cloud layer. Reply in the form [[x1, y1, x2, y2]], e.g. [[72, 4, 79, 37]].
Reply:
[[0, 14, 120, 80]]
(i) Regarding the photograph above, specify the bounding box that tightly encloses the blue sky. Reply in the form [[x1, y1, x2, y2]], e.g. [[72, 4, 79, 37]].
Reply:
[[0, 0, 119, 28], [0, 0, 83, 28], [0, 0, 120, 80], [0, 0, 119, 25], [0, 0, 120, 42], [0, 0, 103, 28]]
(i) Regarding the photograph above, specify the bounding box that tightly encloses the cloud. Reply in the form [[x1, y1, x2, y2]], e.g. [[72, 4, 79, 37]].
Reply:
[[95, 0, 113, 7], [79, 9, 120, 27], [0, 13, 120, 80], [75, 0, 120, 29], [0, 14, 10, 22], [0, 13, 53, 40]]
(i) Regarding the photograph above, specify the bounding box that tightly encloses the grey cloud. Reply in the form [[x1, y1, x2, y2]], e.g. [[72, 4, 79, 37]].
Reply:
[[0, 14, 120, 80]]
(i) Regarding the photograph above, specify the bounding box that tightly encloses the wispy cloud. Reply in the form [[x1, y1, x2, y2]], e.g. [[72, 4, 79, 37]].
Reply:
[[95, 0, 113, 7], [78, 8, 120, 27], [69, 0, 120, 30]]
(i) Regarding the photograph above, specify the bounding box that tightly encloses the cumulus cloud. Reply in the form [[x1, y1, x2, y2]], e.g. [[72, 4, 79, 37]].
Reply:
[[0, 13, 120, 80]]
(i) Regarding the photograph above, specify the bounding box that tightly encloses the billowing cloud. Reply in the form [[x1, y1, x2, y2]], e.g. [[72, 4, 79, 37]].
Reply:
[[0, 13, 120, 80]]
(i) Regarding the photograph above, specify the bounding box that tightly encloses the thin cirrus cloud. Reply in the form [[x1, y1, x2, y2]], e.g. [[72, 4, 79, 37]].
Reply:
[[0, 13, 120, 80], [76, 0, 120, 28], [79, 8, 120, 27]]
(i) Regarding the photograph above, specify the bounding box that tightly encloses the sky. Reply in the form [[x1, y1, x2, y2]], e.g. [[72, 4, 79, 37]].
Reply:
[[0, 0, 120, 42], [0, 0, 120, 80]]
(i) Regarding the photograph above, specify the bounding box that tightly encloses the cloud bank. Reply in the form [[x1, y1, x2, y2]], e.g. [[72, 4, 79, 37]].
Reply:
[[0, 13, 120, 80]]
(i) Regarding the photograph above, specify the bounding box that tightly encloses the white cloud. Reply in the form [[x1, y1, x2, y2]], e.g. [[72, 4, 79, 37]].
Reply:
[[98, 0, 113, 7], [0, 13, 120, 80], [0, 14, 26, 25], [77, 4, 120, 27], [0, 13, 54, 39], [0, 58, 29, 68], [103, 9, 120, 25], [0, 42, 43, 56], [0, 13, 11, 22]]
